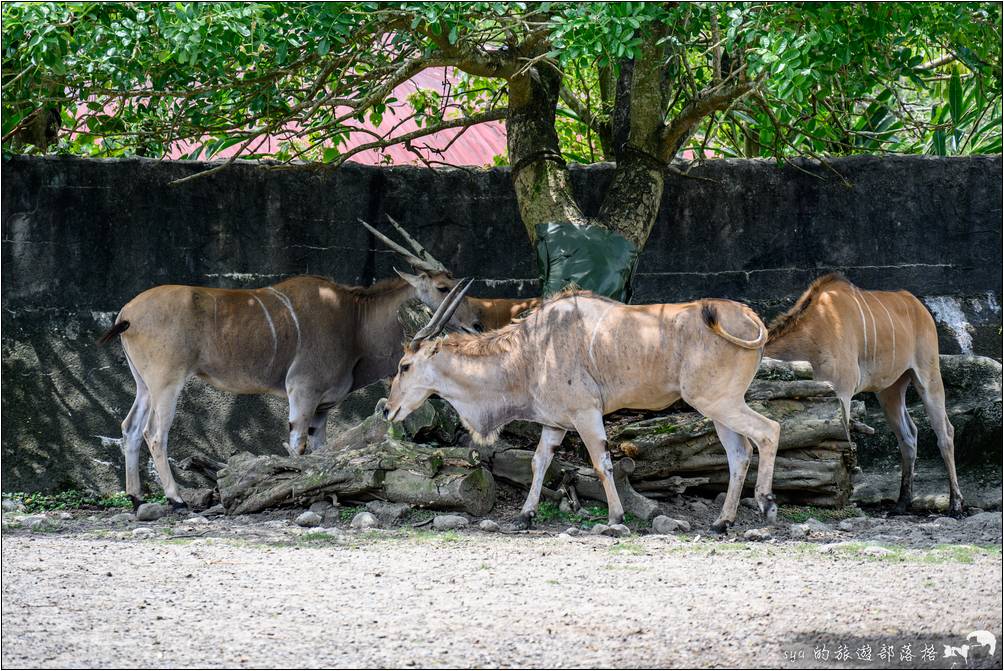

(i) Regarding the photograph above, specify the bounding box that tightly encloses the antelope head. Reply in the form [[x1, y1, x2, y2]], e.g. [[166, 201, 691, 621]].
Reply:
[[384, 277, 474, 422], [360, 216, 483, 333]]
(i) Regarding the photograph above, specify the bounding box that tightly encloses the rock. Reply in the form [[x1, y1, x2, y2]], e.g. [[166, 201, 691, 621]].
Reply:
[[2, 499, 24, 513], [741, 497, 758, 510], [56, 511, 73, 520], [743, 527, 772, 542], [805, 518, 831, 532], [652, 515, 690, 534], [818, 541, 859, 554], [350, 511, 379, 530], [180, 487, 216, 511], [184, 516, 209, 525], [131, 527, 155, 539], [202, 504, 225, 517], [934, 516, 960, 526], [109, 512, 135, 524], [689, 500, 709, 514], [295, 511, 322, 527], [309, 501, 334, 516], [366, 501, 412, 525], [604, 524, 631, 537], [790, 523, 811, 538], [714, 492, 727, 507], [22, 515, 51, 530], [135, 503, 168, 522], [837, 519, 855, 532], [964, 511, 1002, 529], [563, 526, 581, 536], [478, 519, 500, 533], [433, 515, 469, 530], [590, 524, 611, 536], [861, 545, 894, 556], [558, 498, 573, 514]]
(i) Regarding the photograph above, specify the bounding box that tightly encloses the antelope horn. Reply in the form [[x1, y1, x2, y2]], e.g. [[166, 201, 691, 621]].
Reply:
[[358, 217, 448, 274], [412, 277, 475, 344], [385, 215, 448, 272]]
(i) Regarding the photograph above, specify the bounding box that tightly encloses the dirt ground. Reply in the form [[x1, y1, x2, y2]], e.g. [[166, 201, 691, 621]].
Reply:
[[2, 497, 1001, 669]]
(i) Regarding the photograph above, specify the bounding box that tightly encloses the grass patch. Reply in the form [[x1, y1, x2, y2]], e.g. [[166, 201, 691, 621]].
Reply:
[[778, 505, 863, 523], [4, 490, 166, 512], [297, 531, 343, 545], [337, 505, 364, 522], [608, 540, 646, 556], [535, 501, 643, 530]]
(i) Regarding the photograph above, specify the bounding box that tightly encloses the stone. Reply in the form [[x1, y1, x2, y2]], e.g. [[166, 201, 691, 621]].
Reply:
[[478, 519, 500, 533], [964, 512, 1002, 529], [558, 499, 573, 514], [837, 519, 855, 532], [184, 516, 210, 525], [109, 512, 135, 524], [56, 511, 73, 520], [2, 499, 24, 513], [804, 518, 831, 532], [295, 511, 322, 528], [563, 526, 581, 536], [933, 516, 960, 526], [604, 524, 630, 538], [651, 515, 690, 534], [135, 503, 168, 522], [689, 501, 709, 514], [131, 527, 155, 539], [202, 504, 225, 517], [590, 524, 611, 536], [741, 497, 758, 510], [860, 545, 894, 557], [309, 501, 334, 516], [366, 501, 412, 525], [433, 515, 469, 530], [350, 511, 379, 530], [743, 527, 772, 542], [22, 515, 51, 530], [818, 541, 860, 554], [714, 492, 727, 507], [790, 523, 811, 538], [180, 487, 216, 511]]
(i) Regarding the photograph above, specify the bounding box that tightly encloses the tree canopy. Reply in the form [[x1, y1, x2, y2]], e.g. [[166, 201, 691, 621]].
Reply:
[[4, 1, 1001, 171]]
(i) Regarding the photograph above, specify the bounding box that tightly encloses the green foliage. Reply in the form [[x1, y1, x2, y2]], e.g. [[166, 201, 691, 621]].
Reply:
[[778, 505, 864, 523], [2, 2, 1000, 164], [4, 490, 165, 512]]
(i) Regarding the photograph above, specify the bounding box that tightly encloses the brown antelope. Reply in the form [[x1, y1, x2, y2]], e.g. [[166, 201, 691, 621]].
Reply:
[[361, 216, 541, 330], [384, 288, 781, 532], [765, 273, 964, 516], [98, 258, 482, 511]]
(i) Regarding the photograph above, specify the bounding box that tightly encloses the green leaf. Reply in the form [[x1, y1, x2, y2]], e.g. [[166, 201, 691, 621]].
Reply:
[[948, 66, 963, 126]]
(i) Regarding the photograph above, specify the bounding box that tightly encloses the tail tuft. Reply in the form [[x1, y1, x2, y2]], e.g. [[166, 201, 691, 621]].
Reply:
[[97, 320, 130, 346]]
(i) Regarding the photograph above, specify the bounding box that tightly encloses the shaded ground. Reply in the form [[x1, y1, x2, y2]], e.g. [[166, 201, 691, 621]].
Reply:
[[2, 501, 1001, 669]]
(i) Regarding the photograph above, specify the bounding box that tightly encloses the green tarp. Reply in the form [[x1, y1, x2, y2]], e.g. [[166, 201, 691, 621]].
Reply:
[[534, 221, 639, 302]]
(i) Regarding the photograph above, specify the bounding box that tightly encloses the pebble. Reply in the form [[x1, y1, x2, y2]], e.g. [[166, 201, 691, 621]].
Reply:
[[964, 512, 1001, 529], [590, 524, 611, 536], [135, 503, 168, 522], [604, 524, 630, 538], [433, 515, 469, 530], [131, 527, 155, 539], [56, 512, 73, 520], [933, 516, 960, 526], [1, 499, 24, 513], [478, 519, 500, 533], [350, 511, 379, 530], [366, 501, 411, 524], [804, 518, 831, 532], [22, 515, 51, 530], [184, 516, 209, 525], [837, 519, 855, 532], [651, 515, 690, 534], [743, 528, 772, 542], [309, 501, 334, 516], [714, 493, 727, 507], [202, 504, 225, 517], [740, 497, 758, 510], [689, 500, 709, 513], [295, 511, 323, 528], [109, 512, 135, 524], [817, 541, 859, 554], [790, 523, 811, 538], [558, 499, 573, 514], [563, 527, 581, 536], [860, 545, 894, 557]]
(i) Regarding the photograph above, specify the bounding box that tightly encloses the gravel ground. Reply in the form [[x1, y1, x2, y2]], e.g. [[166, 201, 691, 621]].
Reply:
[[2, 504, 1002, 669]]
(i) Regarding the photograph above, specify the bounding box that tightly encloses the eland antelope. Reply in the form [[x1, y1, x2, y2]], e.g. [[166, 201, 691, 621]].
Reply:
[[765, 273, 964, 516], [98, 246, 481, 511], [384, 287, 781, 532]]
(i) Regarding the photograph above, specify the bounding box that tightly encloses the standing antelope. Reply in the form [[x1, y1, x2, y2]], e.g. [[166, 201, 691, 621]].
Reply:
[[384, 287, 781, 532], [98, 238, 482, 511], [765, 273, 964, 516], [361, 216, 541, 330]]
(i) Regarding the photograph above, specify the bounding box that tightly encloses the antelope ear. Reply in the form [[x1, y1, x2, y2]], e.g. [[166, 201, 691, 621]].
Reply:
[[394, 268, 424, 287]]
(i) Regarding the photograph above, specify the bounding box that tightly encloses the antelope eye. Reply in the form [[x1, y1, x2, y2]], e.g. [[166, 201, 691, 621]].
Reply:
[[400, 364, 411, 372], [436, 286, 449, 293]]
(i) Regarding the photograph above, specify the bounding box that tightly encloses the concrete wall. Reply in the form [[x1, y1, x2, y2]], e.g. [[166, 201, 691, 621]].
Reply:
[[3, 154, 1001, 493]]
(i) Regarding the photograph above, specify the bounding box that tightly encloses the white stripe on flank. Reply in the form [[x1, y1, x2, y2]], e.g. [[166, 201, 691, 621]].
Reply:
[[268, 287, 301, 348], [847, 288, 869, 361], [588, 306, 614, 368], [253, 295, 278, 368], [875, 295, 897, 370], [857, 287, 879, 366]]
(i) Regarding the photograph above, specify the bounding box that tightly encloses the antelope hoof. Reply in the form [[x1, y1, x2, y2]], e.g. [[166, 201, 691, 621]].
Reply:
[[608, 513, 625, 526], [949, 498, 966, 519], [889, 500, 911, 517], [513, 512, 535, 531], [129, 495, 143, 512], [710, 519, 733, 534]]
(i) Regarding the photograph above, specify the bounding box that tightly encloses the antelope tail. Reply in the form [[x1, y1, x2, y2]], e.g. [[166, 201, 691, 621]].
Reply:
[[97, 320, 130, 346], [700, 304, 767, 350]]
